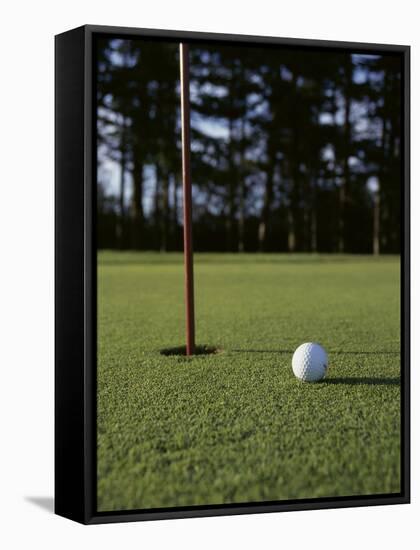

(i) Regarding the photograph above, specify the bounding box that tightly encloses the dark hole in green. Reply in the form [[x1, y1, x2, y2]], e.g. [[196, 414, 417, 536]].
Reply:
[[160, 345, 221, 356]]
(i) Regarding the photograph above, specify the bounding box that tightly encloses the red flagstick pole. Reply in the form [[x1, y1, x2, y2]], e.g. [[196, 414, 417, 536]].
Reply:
[[180, 43, 195, 356]]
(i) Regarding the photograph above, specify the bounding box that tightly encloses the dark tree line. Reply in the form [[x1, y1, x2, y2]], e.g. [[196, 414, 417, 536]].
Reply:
[[97, 38, 402, 253]]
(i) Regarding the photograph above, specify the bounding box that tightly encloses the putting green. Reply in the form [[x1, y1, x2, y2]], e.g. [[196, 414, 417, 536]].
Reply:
[[97, 252, 401, 511]]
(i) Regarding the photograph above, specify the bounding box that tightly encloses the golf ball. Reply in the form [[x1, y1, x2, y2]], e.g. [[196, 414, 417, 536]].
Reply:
[[292, 342, 328, 382]]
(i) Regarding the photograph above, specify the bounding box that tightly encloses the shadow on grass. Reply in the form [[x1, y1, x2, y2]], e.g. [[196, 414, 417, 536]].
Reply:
[[332, 351, 400, 356], [322, 377, 400, 386], [232, 349, 399, 356], [160, 345, 221, 357]]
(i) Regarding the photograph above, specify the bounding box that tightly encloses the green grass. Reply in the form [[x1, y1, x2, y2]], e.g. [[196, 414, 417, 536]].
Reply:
[[97, 252, 401, 511]]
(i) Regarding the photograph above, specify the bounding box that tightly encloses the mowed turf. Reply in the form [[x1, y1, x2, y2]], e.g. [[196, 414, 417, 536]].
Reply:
[[97, 252, 401, 511]]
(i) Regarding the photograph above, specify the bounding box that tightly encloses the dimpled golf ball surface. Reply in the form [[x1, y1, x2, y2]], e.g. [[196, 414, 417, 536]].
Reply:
[[292, 343, 328, 382]]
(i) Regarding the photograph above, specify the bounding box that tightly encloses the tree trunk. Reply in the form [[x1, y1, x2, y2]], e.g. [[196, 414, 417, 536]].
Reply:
[[258, 165, 274, 252], [289, 72, 300, 253], [310, 176, 317, 253], [161, 171, 169, 252], [288, 177, 298, 254], [238, 117, 246, 253], [154, 164, 161, 250], [131, 153, 144, 250], [378, 71, 391, 254], [373, 189, 380, 255], [172, 174, 178, 250], [238, 180, 245, 252], [288, 208, 296, 252], [227, 113, 236, 251], [338, 58, 352, 253], [310, 209, 317, 253], [337, 183, 345, 253], [116, 117, 126, 249]]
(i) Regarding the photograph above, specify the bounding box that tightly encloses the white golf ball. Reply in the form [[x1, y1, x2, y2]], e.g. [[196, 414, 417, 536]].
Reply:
[[292, 343, 328, 382]]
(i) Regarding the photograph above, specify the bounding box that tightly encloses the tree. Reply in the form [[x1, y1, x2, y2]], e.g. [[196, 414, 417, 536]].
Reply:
[[96, 38, 402, 255]]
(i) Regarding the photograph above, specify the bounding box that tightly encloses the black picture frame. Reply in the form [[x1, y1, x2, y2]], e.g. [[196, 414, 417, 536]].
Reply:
[[55, 24, 410, 525]]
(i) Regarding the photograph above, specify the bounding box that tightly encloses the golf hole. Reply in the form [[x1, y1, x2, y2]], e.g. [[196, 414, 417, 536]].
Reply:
[[160, 345, 221, 357]]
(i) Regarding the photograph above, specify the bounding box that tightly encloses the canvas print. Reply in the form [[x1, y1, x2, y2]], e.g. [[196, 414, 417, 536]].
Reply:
[[95, 36, 402, 512]]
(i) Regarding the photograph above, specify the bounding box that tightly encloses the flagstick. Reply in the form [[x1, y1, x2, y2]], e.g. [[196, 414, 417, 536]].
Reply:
[[180, 43, 195, 356]]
